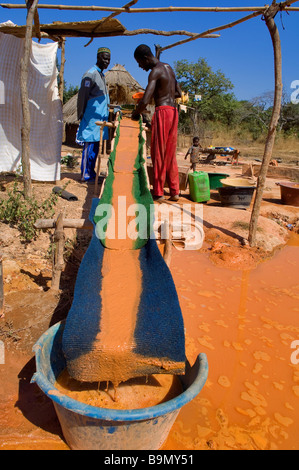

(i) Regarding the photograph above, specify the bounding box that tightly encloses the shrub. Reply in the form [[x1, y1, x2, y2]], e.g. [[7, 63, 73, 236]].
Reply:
[[0, 179, 59, 242]]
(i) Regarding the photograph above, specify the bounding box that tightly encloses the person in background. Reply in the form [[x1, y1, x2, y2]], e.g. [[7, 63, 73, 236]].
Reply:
[[132, 44, 182, 202], [77, 47, 111, 182], [185, 136, 203, 172]]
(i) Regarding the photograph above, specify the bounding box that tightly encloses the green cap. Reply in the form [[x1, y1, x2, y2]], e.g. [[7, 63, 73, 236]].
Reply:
[[97, 47, 111, 54]]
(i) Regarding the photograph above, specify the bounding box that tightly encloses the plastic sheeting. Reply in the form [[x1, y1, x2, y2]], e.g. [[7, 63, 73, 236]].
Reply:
[[0, 31, 63, 181]]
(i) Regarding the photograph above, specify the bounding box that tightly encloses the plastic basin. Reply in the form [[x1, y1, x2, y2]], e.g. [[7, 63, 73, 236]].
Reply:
[[218, 186, 256, 209], [208, 173, 230, 190], [278, 182, 299, 207], [32, 322, 208, 450]]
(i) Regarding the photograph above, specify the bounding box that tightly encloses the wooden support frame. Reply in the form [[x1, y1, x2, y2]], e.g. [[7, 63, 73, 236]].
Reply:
[[20, 0, 40, 199], [157, 10, 263, 55], [84, 0, 139, 47], [1, 4, 299, 13], [248, 0, 299, 246], [3, 0, 299, 245], [58, 37, 66, 102], [94, 118, 118, 196], [50, 212, 66, 291], [35, 214, 175, 290]]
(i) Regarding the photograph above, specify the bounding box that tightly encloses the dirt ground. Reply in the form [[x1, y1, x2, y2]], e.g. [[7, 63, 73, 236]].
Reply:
[[0, 148, 298, 450]]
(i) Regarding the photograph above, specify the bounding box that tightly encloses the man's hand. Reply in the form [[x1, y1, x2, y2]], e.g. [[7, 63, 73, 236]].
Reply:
[[131, 109, 140, 121]]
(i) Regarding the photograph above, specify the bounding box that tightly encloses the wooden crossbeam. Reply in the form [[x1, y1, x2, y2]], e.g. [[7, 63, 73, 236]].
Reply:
[[159, 10, 264, 54], [1, 4, 299, 12], [84, 0, 139, 46]]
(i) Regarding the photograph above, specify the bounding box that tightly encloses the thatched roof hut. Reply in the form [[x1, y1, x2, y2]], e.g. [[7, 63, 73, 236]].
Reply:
[[106, 63, 144, 105]]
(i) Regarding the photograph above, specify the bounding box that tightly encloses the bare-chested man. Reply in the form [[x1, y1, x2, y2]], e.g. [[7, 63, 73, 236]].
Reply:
[[132, 44, 182, 201]]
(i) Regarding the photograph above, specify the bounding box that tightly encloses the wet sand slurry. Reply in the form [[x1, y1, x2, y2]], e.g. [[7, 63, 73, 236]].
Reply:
[[0, 235, 298, 449], [161, 233, 299, 451]]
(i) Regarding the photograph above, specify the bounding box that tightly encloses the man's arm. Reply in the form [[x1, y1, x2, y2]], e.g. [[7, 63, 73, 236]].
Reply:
[[137, 71, 157, 114], [132, 70, 158, 120], [77, 76, 92, 120]]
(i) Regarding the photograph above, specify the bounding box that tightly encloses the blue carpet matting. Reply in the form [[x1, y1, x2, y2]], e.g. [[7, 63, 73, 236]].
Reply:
[[62, 198, 186, 382]]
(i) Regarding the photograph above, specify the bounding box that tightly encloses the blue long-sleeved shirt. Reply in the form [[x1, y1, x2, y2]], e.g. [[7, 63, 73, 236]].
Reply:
[[77, 65, 110, 142]]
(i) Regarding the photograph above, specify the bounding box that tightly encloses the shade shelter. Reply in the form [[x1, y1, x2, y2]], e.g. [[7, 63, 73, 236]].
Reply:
[[0, 0, 298, 245]]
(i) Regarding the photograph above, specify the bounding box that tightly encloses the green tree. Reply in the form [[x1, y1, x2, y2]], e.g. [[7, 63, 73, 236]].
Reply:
[[63, 83, 79, 104], [280, 102, 299, 136], [174, 58, 238, 129]]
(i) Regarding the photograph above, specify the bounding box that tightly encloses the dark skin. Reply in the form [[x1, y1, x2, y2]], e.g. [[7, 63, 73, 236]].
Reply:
[[96, 51, 111, 72], [185, 138, 201, 160], [131, 54, 182, 120], [96, 51, 118, 112]]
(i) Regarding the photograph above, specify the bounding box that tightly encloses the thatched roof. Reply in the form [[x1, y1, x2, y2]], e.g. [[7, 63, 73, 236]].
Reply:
[[63, 64, 144, 124], [0, 18, 126, 39], [106, 63, 144, 104], [106, 64, 143, 91], [63, 93, 79, 125]]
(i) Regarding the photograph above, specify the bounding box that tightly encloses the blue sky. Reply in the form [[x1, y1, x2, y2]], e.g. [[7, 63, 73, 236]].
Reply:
[[1, 0, 299, 101]]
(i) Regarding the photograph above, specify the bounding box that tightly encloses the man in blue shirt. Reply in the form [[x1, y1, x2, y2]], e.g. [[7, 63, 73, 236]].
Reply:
[[77, 47, 111, 182]]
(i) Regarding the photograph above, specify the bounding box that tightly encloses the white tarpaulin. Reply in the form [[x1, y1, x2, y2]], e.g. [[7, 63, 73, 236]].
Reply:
[[0, 31, 63, 181]]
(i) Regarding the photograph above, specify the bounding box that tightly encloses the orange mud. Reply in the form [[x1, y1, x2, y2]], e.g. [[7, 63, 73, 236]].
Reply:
[[55, 369, 183, 410], [80, 117, 184, 384], [105, 117, 139, 250], [160, 233, 299, 450], [1, 235, 299, 450], [80, 118, 143, 383]]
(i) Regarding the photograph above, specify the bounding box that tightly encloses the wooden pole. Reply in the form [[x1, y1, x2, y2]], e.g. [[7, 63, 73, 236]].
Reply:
[[159, 10, 263, 54], [58, 38, 66, 102], [162, 222, 173, 268], [51, 212, 65, 291], [2, 4, 299, 13], [20, 0, 39, 199], [92, 0, 139, 33], [248, 2, 283, 246], [33, 5, 41, 40], [94, 134, 104, 196], [34, 27, 219, 40], [34, 218, 93, 229], [84, 0, 139, 47]]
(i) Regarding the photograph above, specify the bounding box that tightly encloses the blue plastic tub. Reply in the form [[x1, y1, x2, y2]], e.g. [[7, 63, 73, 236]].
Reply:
[[32, 322, 208, 450]]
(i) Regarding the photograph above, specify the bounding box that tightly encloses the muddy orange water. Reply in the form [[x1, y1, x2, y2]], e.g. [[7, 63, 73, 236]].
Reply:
[[161, 232, 299, 451], [1, 235, 298, 450]]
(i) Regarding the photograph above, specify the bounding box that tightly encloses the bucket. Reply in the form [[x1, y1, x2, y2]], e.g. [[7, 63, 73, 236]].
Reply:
[[218, 186, 256, 209], [32, 322, 208, 450], [208, 173, 230, 190], [188, 171, 210, 203], [278, 182, 299, 207]]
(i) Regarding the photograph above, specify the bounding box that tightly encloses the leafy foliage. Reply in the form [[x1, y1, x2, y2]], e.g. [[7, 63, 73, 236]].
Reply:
[[0, 179, 59, 242], [174, 57, 299, 141], [63, 84, 79, 104]]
